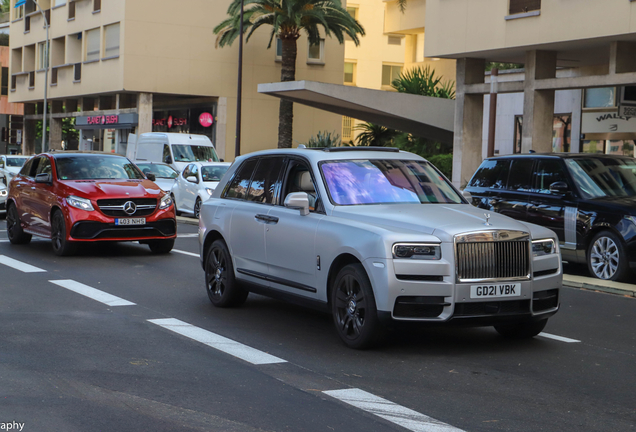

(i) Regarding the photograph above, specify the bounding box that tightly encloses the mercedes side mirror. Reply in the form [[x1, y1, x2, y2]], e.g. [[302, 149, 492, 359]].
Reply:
[[549, 181, 569, 195], [284, 192, 310, 216], [35, 173, 52, 184], [186, 175, 198, 184]]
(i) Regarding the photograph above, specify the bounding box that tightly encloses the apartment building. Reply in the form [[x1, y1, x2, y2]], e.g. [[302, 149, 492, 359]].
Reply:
[[425, 0, 636, 187], [0, 45, 25, 154], [8, 0, 344, 159]]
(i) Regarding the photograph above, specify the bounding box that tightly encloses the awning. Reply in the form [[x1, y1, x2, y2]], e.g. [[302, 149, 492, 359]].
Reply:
[[14, 0, 26, 8], [257, 80, 455, 144]]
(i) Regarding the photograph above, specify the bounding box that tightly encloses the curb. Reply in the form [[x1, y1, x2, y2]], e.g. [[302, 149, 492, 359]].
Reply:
[[563, 274, 636, 298], [177, 216, 199, 227]]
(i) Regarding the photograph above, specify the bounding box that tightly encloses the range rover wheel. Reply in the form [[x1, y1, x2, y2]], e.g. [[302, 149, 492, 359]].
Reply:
[[587, 230, 630, 281], [6, 204, 31, 245], [331, 263, 383, 350], [494, 319, 547, 339], [147, 238, 175, 254], [51, 210, 76, 256], [205, 239, 248, 307], [194, 197, 202, 219]]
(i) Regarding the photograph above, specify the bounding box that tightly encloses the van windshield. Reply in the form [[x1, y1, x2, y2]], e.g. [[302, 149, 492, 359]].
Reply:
[[172, 145, 219, 163]]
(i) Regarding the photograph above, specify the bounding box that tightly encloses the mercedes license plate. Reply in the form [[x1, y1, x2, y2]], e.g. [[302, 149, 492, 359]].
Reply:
[[470, 283, 521, 299], [115, 218, 146, 226]]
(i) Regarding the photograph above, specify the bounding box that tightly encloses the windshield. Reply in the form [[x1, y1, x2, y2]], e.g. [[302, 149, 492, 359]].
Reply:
[[321, 159, 463, 205], [201, 165, 229, 182], [172, 145, 219, 163], [56, 156, 145, 180], [6, 157, 27, 167], [136, 163, 178, 179], [566, 157, 636, 198]]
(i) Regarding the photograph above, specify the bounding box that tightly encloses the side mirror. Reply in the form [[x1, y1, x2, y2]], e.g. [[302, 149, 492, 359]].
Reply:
[[35, 173, 52, 184], [549, 181, 569, 195], [146, 173, 156, 182], [186, 175, 198, 184], [461, 189, 473, 203], [284, 192, 310, 216]]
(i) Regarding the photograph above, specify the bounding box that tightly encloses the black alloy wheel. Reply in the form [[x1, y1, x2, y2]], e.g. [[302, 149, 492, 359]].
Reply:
[[587, 230, 630, 281], [331, 263, 383, 349], [205, 239, 248, 307], [51, 210, 76, 256], [194, 197, 202, 219], [494, 319, 548, 339], [6, 204, 31, 244], [147, 238, 175, 254]]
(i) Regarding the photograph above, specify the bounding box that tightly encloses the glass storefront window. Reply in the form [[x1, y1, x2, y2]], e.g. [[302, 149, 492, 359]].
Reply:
[[582, 140, 635, 156], [584, 87, 615, 108], [514, 115, 571, 153]]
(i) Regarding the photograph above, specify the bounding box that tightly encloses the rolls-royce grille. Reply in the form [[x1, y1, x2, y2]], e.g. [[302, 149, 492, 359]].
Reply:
[[457, 241, 529, 281], [97, 198, 157, 217]]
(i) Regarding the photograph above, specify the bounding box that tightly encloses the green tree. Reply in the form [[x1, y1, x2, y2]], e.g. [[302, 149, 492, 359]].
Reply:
[[390, 65, 455, 99], [214, 0, 365, 149], [354, 122, 396, 147], [304, 130, 345, 148]]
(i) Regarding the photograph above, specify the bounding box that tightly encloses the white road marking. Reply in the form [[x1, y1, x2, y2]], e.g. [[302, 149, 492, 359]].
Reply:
[[0, 255, 46, 273], [538, 332, 580, 343], [323, 388, 463, 432], [172, 249, 199, 257], [148, 318, 287, 365], [177, 233, 199, 238], [49, 280, 136, 307]]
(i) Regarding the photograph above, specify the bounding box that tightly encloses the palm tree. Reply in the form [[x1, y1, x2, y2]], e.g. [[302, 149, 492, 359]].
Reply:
[[214, 0, 365, 149], [354, 123, 396, 147]]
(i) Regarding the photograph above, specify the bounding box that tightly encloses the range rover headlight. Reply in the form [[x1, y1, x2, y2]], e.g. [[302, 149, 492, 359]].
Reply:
[[392, 243, 441, 260], [532, 239, 556, 257], [67, 195, 94, 211], [159, 193, 172, 210]]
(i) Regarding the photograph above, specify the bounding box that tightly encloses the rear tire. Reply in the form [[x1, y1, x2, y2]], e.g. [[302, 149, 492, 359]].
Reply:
[[51, 210, 76, 256], [494, 319, 547, 339], [147, 238, 175, 254], [205, 239, 248, 307], [6, 203, 31, 245], [194, 197, 202, 219]]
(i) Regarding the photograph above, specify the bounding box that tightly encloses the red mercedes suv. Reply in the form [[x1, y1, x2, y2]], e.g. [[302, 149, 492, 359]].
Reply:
[[6, 152, 177, 256]]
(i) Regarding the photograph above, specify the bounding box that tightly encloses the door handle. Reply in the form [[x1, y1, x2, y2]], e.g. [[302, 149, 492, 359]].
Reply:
[[255, 214, 279, 224]]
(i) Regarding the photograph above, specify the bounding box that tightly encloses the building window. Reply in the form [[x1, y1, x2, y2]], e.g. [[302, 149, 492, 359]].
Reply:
[[104, 23, 120, 58], [381, 64, 402, 87], [1, 68, 8, 96], [93, 0, 101, 12], [584, 87, 616, 108], [53, 0, 66, 7], [344, 61, 356, 85], [509, 0, 541, 15], [85, 28, 100, 62], [307, 39, 325, 64], [13, 1, 24, 20], [514, 115, 571, 153], [346, 6, 358, 19], [37, 41, 49, 70], [387, 35, 402, 46], [342, 116, 353, 141], [68, 1, 75, 19], [275, 37, 282, 61]]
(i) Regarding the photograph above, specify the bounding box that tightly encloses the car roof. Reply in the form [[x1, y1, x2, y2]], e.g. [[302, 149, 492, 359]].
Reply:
[[486, 153, 636, 160], [45, 151, 129, 159], [235, 147, 424, 164]]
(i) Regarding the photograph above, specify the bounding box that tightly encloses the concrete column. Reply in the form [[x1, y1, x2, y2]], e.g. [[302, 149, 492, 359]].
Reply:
[[49, 117, 63, 151], [522, 50, 557, 153], [452, 58, 485, 189], [137, 93, 153, 134], [23, 119, 36, 155], [610, 41, 636, 75], [216, 97, 227, 161]]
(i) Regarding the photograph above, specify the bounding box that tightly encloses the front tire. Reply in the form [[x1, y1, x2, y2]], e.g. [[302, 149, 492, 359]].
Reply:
[[147, 238, 175, 254], [51, 210, 76, 256], [194, 197, 202, 219], [494, 319, 547, 339], [331, 263, 383, 349], [6, 203, 31, 245], [205, 239, 248, 307], [587, 230, 630, 281]]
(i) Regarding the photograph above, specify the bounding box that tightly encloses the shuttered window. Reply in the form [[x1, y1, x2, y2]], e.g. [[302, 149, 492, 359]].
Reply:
[[85, 28, 100, 61], [509, 0, 540, 15], [104, 23, 120, 58]]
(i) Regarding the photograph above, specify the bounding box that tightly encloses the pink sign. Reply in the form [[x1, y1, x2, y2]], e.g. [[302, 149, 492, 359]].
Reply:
[[199, 112, 214, 128]]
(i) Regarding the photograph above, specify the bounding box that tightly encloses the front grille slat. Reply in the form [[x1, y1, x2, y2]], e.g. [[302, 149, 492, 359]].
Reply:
[[457, 239, 529, 281], [96, 198, 158, 217]]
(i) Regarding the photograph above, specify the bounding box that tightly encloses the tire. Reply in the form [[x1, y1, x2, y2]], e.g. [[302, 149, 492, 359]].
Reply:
[[331, 263, 383, 349], [6, 203, 31, 245], [205, 239, 248, 307], [147, 238, 175, 254], [171, 194, 181, 216], [51, 210, 76, 256], [494, 319, 548, 339], [587, 230, 630, 281], [194, 197, 202, 219]]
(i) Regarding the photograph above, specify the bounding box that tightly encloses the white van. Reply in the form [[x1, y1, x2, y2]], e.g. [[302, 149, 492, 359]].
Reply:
[[127, 132, 220, 173]]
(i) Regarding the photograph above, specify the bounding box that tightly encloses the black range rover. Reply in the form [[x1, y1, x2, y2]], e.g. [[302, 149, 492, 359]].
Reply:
[[465, 153, 636, 281]]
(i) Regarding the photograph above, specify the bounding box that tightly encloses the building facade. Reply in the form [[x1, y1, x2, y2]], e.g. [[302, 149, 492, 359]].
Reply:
[[9, 0, 344, 159]]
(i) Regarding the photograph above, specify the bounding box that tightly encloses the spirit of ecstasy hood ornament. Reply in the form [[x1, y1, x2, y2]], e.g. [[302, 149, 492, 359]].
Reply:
[[484, 213, 491, 226]]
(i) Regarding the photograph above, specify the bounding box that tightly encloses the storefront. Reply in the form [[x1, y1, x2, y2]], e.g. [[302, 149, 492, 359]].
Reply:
[[75, 113, 139, 156], [580, 111, 636, 157], [152, 104, 217, 144]]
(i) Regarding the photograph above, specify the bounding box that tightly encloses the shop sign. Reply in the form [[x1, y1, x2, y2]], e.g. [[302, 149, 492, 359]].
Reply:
[[153, 116, 188, 128], [581, 111, 636, 134], [199, 112, 214, 127], [87, 115, 119, 125]]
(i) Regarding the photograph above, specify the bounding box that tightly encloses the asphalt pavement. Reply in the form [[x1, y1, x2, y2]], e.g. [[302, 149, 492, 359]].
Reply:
[[0, 216, 634, 432]]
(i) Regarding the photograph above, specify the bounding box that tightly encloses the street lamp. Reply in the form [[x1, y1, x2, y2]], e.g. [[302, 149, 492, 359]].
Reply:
[[15, 0, 49, 153]]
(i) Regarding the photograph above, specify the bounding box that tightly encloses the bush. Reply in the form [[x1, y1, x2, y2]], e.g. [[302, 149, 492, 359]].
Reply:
[[426, 153, 453, 179]]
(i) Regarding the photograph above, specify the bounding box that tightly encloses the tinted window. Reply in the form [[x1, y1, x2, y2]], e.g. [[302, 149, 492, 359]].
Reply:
[[468, 159, 511, 189], [35, 157, 52, 175], [224, 159, 258, 200], [56, 156, 145, 180], [507, 159, 534, 191], [172, 144, 219, 162], [19, 158, 34, 176], [182, 164, 192, 178], [247, 158, 285, 204], [201, 166, 229, 182], [136, 163, 178, 179], [533, 159, 567, 194], [191, 164, 199, 178], [565, 157, 636, 198], [163, 145, 172, 164]]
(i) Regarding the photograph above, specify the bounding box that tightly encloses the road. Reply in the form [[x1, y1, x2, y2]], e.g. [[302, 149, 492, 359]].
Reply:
[[0, 218, 634, 432]]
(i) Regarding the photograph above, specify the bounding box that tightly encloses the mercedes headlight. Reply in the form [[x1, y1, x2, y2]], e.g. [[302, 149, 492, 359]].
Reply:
[[67, 195, 94, 211], [392, 243, 441, 260], [159, 193, 172, 210], [532, 239, 556, 257], [206, 188, 215, 196]]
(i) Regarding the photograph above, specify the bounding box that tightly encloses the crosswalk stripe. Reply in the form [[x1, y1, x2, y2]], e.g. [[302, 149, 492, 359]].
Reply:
[[148, 318, 287, 365], [0, 255, 46, 273], [49, 280, 136, 307]]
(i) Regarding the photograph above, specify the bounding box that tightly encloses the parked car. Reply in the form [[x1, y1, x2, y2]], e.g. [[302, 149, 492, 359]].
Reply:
[[0, 182, 7, 215], [172, 162, 231, 218], [6, 152, 176, 256], [0, 155, 29, 185], [198, 147, 562, 349], [464, 153, 636, 281], [135, 162, 179, 192]]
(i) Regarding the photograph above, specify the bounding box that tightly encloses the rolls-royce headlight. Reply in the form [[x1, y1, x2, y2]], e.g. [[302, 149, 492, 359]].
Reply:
[[159, 193, 172, 210], [532, 239, 556, 257], [67, 195, 94, 211], [392, 243, 441, 260]]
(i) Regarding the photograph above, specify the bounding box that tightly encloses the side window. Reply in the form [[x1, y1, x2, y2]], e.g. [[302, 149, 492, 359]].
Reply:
[[507, 159, 534, 192], [468, 159, 511, 189], [247, 157, 285, 204], [282, 160, 321, 212], [26, 157, 42, 178], [190, 165, 199, 179], [19, 158, 33, 176], [533, 159, 567, 194], [35, 157, 52, 175], [163, 144, 172, 164], [224, 159, 258, 200], [182, 165, 191, 178]]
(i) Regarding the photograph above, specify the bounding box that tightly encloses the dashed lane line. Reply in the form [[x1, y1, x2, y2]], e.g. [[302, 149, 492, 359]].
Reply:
[[49, 280, 136, 307], [0, 255, 46, 273], [148, 318, 287, 365], [324, 388, 464, 432], [172, 249, 199, 257], [538, 332, 581, 343]]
